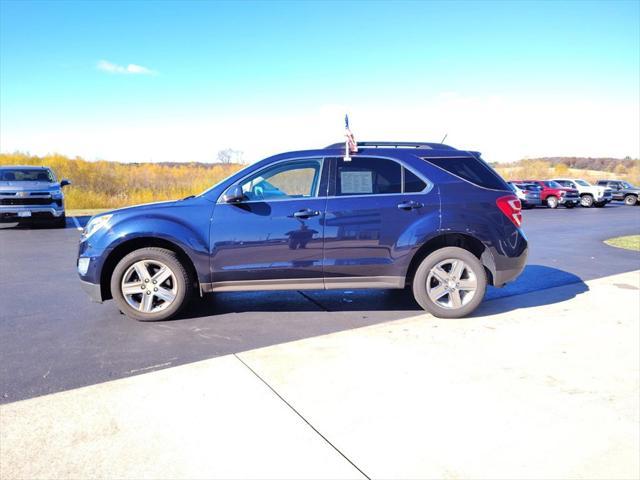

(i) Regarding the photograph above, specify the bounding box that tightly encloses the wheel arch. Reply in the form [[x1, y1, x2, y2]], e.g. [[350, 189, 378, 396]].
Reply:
[[405, 233, 496, 287], [99, 237, 200, 301]]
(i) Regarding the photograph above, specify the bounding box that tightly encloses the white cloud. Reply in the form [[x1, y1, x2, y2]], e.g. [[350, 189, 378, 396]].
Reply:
[[96, 60, 157, 75]]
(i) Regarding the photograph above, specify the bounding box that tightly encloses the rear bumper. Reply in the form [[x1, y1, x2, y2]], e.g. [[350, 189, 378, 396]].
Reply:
[[483, 232, 528, 288]]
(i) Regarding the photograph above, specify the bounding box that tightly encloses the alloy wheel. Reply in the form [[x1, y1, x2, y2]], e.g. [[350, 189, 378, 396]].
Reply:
[[426, 259, 478, 309], [121, 260, 178, 313]]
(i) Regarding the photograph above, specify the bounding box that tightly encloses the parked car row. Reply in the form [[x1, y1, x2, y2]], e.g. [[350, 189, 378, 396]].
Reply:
[[507, 178, 639, 209]]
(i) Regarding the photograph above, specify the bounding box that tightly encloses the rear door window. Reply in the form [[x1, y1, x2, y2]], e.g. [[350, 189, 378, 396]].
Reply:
[[335, 157, 428, 196], [423, 156, 506, 190]]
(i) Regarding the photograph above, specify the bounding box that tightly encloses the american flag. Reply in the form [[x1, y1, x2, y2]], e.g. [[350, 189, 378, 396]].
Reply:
[[345, 114, 357, 153]]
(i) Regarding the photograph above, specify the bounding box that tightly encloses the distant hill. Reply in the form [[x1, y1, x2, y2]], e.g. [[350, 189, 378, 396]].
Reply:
[[494, 157, 640, 184], [513, 157, 638, 172]]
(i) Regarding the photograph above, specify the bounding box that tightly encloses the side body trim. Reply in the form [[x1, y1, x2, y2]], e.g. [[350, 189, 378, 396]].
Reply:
[[201, 276, 404, 293]]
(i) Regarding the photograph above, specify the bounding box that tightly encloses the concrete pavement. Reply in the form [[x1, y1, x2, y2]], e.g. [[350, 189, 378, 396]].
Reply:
[[2, 270, 639, 479]]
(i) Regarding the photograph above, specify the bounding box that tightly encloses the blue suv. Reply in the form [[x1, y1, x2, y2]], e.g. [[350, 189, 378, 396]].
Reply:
[[78, 141, 527, 321]]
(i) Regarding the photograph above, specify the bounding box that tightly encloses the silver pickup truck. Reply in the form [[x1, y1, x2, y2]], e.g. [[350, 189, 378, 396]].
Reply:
[[0, 165, 71, 227]]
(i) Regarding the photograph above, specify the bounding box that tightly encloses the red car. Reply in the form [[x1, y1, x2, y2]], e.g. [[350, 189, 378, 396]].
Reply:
[[512, 180, 580, 209]]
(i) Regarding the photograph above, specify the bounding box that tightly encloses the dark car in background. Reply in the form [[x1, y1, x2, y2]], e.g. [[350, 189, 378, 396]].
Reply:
[[596, 180, 640, 206], [77, 141, 528, 321], [507, 182, 542, 209], [0, 166, 71, 227]]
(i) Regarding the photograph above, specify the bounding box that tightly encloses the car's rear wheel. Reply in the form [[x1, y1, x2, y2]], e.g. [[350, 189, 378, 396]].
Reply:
[[624, 195, 637, 206], [412, 247, 487, 319], [111, 247, 192, 321], [546, 196, 559, 209], [580, 194, 594, 207]]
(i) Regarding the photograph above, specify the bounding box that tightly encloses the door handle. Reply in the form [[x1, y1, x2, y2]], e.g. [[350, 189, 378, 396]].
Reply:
[[397, 201, 423, 211], [293, 209, 320, 219]]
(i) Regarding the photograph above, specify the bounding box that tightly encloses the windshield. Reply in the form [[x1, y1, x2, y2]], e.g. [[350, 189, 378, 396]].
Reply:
[[544, 181, 562, 188], [621, 181, 634, 188], [0, 168, 55, 182], [575, 179, 591, 186]]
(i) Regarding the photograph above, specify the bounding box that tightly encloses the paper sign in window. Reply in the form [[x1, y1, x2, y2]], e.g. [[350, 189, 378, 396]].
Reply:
[[341, 171, 373, 194]]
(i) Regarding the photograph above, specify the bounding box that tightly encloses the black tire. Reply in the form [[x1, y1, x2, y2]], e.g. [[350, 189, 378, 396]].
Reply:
[[546, 196, 559, 209], [564, 203, 575, 209], [52, 214, 66, 228], [412, 247, 487, 319], [624, 195, 637, 206], [580, 194, 594, 208], [594, 202, 606, 208], [110, 247, 192, 321]]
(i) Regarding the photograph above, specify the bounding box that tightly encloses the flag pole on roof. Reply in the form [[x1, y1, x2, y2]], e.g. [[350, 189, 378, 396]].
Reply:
[[344, 114, 357, 162]]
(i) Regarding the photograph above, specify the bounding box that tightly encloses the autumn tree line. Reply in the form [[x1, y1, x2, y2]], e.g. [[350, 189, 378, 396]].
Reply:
[[1, 152, 638, 210], [0, 152, 243, 209]]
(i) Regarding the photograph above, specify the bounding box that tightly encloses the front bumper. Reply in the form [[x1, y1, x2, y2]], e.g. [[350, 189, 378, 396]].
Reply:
[[79, 279, 103, 303], [0, 205, 65, 221], [559, 196, 579, 205]]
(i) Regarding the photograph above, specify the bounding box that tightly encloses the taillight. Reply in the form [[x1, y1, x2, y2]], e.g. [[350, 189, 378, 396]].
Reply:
[[496, 195, 522, 227]]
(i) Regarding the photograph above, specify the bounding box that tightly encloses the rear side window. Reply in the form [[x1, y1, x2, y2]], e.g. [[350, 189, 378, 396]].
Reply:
[[336, 157, 401, 195], [335, 157, 428, 196], [424, 156, 506, 190]]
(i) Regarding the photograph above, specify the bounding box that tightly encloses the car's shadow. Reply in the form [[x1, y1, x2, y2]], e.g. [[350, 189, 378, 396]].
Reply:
[[172, 264, 589, 321]]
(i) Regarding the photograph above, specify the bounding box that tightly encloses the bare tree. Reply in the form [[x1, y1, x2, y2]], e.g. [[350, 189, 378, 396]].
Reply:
[[216, 149, 244, 164]]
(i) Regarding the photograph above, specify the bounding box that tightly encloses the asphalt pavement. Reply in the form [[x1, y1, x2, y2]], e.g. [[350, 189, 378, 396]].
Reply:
[[1, 203, 639, 404]]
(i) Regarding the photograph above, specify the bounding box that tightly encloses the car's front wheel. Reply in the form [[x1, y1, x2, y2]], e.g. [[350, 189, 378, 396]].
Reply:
[[412, 247, 487, 319], [580, 194, 594, 207], [546, 196, 559, 209], [110, 247, 192, 321]]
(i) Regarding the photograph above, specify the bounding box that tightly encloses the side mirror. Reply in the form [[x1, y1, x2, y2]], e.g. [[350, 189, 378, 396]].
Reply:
[[60, 179, 71, 187], [222, 185, 245, 203]]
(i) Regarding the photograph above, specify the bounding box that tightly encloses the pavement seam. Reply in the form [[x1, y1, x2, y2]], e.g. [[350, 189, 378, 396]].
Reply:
[[297, 291, 330, 311], [233, 353, 370, 480]]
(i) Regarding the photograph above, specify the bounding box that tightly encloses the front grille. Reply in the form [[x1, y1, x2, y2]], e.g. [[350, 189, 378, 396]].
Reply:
[[0, 198, 55, 206]]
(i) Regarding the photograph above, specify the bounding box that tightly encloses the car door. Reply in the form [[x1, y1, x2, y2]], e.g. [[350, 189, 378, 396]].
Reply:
[[209, 158, 328, 289], [323, 156, 439, 289]]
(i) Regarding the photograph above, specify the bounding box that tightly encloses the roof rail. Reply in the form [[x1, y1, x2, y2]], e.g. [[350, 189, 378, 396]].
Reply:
[[324, 141, 455, 150]]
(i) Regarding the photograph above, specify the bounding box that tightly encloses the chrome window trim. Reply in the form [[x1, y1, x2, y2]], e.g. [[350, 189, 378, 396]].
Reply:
[[217, 154, 434, 204]]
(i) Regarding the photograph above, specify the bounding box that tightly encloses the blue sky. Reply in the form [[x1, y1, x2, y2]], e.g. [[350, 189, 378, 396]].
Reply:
[[1, 0, 638, 162]]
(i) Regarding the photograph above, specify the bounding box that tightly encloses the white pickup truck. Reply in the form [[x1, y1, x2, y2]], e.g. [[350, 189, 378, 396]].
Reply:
[[551, 178, 612, 208]]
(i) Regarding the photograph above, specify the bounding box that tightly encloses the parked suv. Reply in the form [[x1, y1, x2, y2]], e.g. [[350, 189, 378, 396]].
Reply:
[[77, 142, 528, 321], [513, 180, 579, 208], [552, 178, 612, 208], [596, 180, 640, 206], [0, 166, 71, 227]]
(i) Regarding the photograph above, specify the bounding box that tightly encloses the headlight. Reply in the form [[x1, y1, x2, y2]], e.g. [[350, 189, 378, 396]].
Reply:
[[51, 189, 63, 199], [82, 214, 113, 240]]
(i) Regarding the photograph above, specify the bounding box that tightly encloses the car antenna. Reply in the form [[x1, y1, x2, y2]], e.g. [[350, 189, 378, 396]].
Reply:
[[440, 133, 448, 144]]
